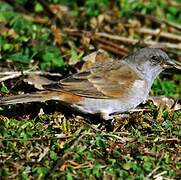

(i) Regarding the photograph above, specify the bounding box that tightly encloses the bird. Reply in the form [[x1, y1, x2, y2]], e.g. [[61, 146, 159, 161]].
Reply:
[[0, 48, 181, 120]]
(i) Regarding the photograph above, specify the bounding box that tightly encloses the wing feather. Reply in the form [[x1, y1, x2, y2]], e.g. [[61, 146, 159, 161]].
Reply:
[[57, 61, 143, 99]]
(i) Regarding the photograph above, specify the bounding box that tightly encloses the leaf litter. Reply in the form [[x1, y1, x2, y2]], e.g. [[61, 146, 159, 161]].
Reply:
[[0, 1, 181, 179]]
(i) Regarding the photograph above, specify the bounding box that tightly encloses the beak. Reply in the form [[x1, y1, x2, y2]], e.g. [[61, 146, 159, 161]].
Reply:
[[163, 59, 181, 70]]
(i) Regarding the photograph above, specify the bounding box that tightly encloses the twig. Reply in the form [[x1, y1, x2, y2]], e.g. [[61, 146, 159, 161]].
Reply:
[[0, 70, 62, 76], [65, 29, 129, 56], [96, 32, 181, 50], [136, 27, 181, 42], [96, 32, 139, 44], [101, 133, 129, 142], [158, 138, 180, 143], [0, 134, 71, 141], [147, 166, 160, 178], [37, 146, 50, 162], [132, 11, 181, 32], [0, 74, 20, 82], [0, 71, 62, 82], [65, 29, 181, 50], [129, 108, 151, 112], [22, 14, 51, 25], [153, 171, 167, 179], [64, 29, 83, 37], [94, 36, 128, 56], [94, 37, 129, 53]]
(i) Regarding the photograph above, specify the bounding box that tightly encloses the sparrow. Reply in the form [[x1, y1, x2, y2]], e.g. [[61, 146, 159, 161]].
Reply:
[[1, 48, 181, 120]]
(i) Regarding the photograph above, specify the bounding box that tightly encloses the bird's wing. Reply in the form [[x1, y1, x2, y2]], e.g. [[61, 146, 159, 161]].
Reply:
[[47, 61, 143, 99]]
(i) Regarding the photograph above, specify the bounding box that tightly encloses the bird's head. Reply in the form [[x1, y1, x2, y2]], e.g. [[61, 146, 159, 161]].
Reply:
[[126, 48, 181, 84]]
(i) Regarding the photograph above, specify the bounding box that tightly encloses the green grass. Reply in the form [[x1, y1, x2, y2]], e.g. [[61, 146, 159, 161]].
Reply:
[[1, 110, 180, 179], [0, 0, 181, 179]]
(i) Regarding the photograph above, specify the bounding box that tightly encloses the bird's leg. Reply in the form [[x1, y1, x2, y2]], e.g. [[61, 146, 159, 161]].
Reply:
[[98, 112, 115, 132], [82, 112, 115, 131]]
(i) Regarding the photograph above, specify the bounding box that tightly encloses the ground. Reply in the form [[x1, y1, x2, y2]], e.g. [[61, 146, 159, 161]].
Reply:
[[0, 1, 181, 179]]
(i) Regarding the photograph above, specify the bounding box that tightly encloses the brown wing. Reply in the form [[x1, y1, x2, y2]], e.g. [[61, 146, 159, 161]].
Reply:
[[58, 60, 143, 99]]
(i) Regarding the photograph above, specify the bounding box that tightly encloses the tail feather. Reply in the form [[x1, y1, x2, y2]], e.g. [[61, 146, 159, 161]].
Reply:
[[0, 91, 83, 106], [0, 92, 51, 105]]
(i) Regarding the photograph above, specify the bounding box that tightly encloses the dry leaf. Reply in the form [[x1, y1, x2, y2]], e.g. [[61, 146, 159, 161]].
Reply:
[[22, 14, 50, 25], [24, 74, 55, 90], [81, 33, 91, 49], [81, 49, 111, 71], [172, 101, 181, 111], [90, 14, 105, 29], [49, 4, 69, 18], [51, 25, 63, 46], [37, 147, 50, 162], [148, 96, 180, 110], [0, 23, 17, 39]]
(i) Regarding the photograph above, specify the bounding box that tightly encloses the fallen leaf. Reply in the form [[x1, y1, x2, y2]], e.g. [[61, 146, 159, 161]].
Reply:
[[148, 96, 180, 110], [51, 25, 63, 46], [49, 4, 69, 18], [24, 74, 55, 90], [173, 101, 181, 111], [90, 14, 105, 29], [81, 49, 111, 71]]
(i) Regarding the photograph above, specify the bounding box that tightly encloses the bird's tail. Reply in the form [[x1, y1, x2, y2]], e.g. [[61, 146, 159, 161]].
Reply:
[[0, 91, 56, 105], [0, 91, 82, 105]]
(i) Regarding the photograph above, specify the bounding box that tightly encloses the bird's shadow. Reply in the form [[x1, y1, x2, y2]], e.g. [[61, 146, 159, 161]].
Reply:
[[0, 101, 113, 130]]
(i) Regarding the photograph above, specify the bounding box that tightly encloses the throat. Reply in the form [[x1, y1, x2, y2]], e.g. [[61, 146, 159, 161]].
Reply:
[[141, 68, 163, 88]]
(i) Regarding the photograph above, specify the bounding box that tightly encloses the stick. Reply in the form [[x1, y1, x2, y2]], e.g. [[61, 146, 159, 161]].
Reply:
[[0, 71, 62, 82], [136, 27, 181, 42], [96, 32, 181, 50], [132, 11, 181, 32]]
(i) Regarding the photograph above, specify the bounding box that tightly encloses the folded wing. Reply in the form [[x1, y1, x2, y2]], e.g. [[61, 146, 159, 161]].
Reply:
[[54, 60, 143, 99]]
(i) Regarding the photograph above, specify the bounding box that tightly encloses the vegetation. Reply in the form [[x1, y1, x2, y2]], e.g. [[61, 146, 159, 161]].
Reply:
[[0, 0, 181, 179]]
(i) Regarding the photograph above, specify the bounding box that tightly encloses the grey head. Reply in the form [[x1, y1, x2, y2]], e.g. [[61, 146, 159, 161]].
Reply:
[[125, 48, 181, 86]]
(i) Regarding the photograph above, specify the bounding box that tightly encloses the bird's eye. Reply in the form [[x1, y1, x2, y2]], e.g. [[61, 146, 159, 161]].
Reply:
[[150, 55, 161, 65], [151, 55, 159, 61]]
